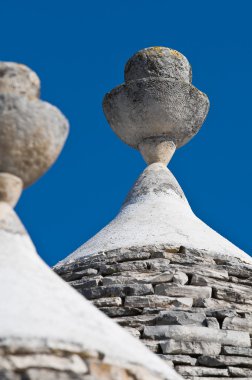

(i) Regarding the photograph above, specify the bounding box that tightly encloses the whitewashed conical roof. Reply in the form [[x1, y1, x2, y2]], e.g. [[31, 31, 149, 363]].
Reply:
[[61, 163, 252, 265], [0, 201, 181, 379]]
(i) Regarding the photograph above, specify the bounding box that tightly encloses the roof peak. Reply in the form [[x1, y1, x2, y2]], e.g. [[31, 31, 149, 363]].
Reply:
[[62, 163, 251, 265], [122, 163, 187, 207]]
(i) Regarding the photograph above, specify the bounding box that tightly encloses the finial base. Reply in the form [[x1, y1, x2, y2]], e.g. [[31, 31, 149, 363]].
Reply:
[[0, 173, 23, 207], [139, 137, 176, 166]]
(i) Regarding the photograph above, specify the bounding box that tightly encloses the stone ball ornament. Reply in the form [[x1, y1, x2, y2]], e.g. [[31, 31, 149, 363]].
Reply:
[[0, 62, 40, 98], [103, 46, 209, 165], [0, 62, 69, 188], [124, 46, 192, 83]]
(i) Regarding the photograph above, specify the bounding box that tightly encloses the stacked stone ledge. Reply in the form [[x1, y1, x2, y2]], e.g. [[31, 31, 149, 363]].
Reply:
[[54, 245, 252, 379], [0, 339, 171, 380]]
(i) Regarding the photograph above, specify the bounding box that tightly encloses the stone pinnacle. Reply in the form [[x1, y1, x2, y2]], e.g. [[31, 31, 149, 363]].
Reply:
[[103, 46, 209, 165], [60, 47, 250, 265]]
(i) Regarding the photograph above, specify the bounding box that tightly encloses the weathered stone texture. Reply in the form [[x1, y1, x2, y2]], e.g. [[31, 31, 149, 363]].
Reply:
[[103, 49, 209, 150], [160, 340, 221, 356], [175, 365, 229, 377], [198, 354, 252, 367], [143, 325, 250, 346], [82, 283, 153, 299], [0, 62, 40, 99], [55, 245, 252, 378], [0, 346, 168, 380]]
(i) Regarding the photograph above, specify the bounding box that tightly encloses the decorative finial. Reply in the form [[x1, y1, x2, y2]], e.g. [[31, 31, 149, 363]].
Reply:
[[103, 46, 209, 165], [0, 62, 69, 206]]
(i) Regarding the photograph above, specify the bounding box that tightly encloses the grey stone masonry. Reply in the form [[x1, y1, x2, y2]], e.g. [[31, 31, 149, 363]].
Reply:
[[54, 245, 252, 378], [0, 340, 168, 380]]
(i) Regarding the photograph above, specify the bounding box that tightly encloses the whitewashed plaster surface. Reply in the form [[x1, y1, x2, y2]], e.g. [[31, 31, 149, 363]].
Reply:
[[0, 201, 181, 380], [62, 163, 251, 265]]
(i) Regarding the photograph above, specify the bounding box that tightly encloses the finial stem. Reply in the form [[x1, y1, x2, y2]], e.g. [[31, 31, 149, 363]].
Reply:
[[139, 137, 176, 166], [0, 173, 23, 207]]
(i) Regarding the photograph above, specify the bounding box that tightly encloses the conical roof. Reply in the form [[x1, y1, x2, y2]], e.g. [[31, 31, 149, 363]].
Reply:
[[0, 62, 180, 380], [55, 47, 252, 379], [0, 200, 179, 380], [61, 163, 251, 265]]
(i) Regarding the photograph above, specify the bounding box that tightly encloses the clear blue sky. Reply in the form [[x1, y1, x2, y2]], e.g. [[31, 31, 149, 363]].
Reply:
[[2, 1, 251, 265]]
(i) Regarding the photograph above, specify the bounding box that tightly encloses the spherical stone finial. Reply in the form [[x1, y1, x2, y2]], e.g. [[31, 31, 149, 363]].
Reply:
[[124, 46, 192, 83], [103, 46, 209, 166], [0, 62, 40, 99], [0, 62, 69, 189]]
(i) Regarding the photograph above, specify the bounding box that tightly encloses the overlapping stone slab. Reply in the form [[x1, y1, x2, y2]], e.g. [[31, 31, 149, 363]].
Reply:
[[55, 245, 252, 379]]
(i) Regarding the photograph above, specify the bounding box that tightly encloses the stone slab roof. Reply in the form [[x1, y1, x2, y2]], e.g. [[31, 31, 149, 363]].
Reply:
[[55, 244, 252, 379]]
